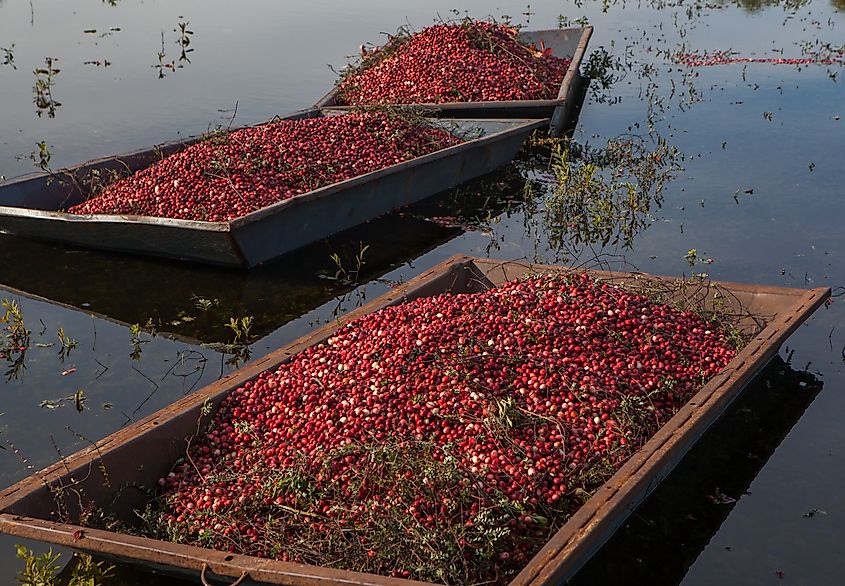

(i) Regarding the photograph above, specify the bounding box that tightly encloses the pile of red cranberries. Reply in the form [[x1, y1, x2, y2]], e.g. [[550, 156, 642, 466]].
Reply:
[[337, 21, 572, 106], [150, 273, 738, 583], [67, 112, 461, 222]]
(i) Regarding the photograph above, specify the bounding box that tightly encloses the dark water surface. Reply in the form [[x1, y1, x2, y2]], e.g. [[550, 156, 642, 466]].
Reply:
[[1, 0, 844, 584]]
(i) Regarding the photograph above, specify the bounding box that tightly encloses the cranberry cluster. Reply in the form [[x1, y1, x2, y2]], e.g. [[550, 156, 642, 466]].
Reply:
[[67, 112, 461, 222], [337, 21, 572, 106], [676, 50, 844, 67], [153, 274, 736, 583]]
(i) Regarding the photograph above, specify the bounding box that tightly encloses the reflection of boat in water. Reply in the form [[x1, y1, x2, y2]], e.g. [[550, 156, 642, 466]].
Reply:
[[0, 163, 529, 346], [570, 355, 823, 585]]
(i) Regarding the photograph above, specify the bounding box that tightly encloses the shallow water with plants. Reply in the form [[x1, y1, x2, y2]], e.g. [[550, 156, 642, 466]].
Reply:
[[0, 0, 843, 584]]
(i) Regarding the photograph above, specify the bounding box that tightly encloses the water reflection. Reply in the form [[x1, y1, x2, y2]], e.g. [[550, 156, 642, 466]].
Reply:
[[32, 57, 61, 118], [153, 20, 194, 78], [0, 44, 14, 69], [0, 298, 29, 381]]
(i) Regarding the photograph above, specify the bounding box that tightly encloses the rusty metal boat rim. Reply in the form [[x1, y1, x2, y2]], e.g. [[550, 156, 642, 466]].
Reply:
[[0, 256, 830, 586]]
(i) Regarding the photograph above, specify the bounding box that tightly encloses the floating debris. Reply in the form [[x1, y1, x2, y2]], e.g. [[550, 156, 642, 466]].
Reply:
[[676, 50, 845, 67]]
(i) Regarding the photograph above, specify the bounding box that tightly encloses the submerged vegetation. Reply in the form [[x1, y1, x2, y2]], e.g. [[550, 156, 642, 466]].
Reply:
[[14, 545, 114, 586], [542, 133, 682, 254], [1, 299, 30, 380], [32, 57, 61, 119]]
